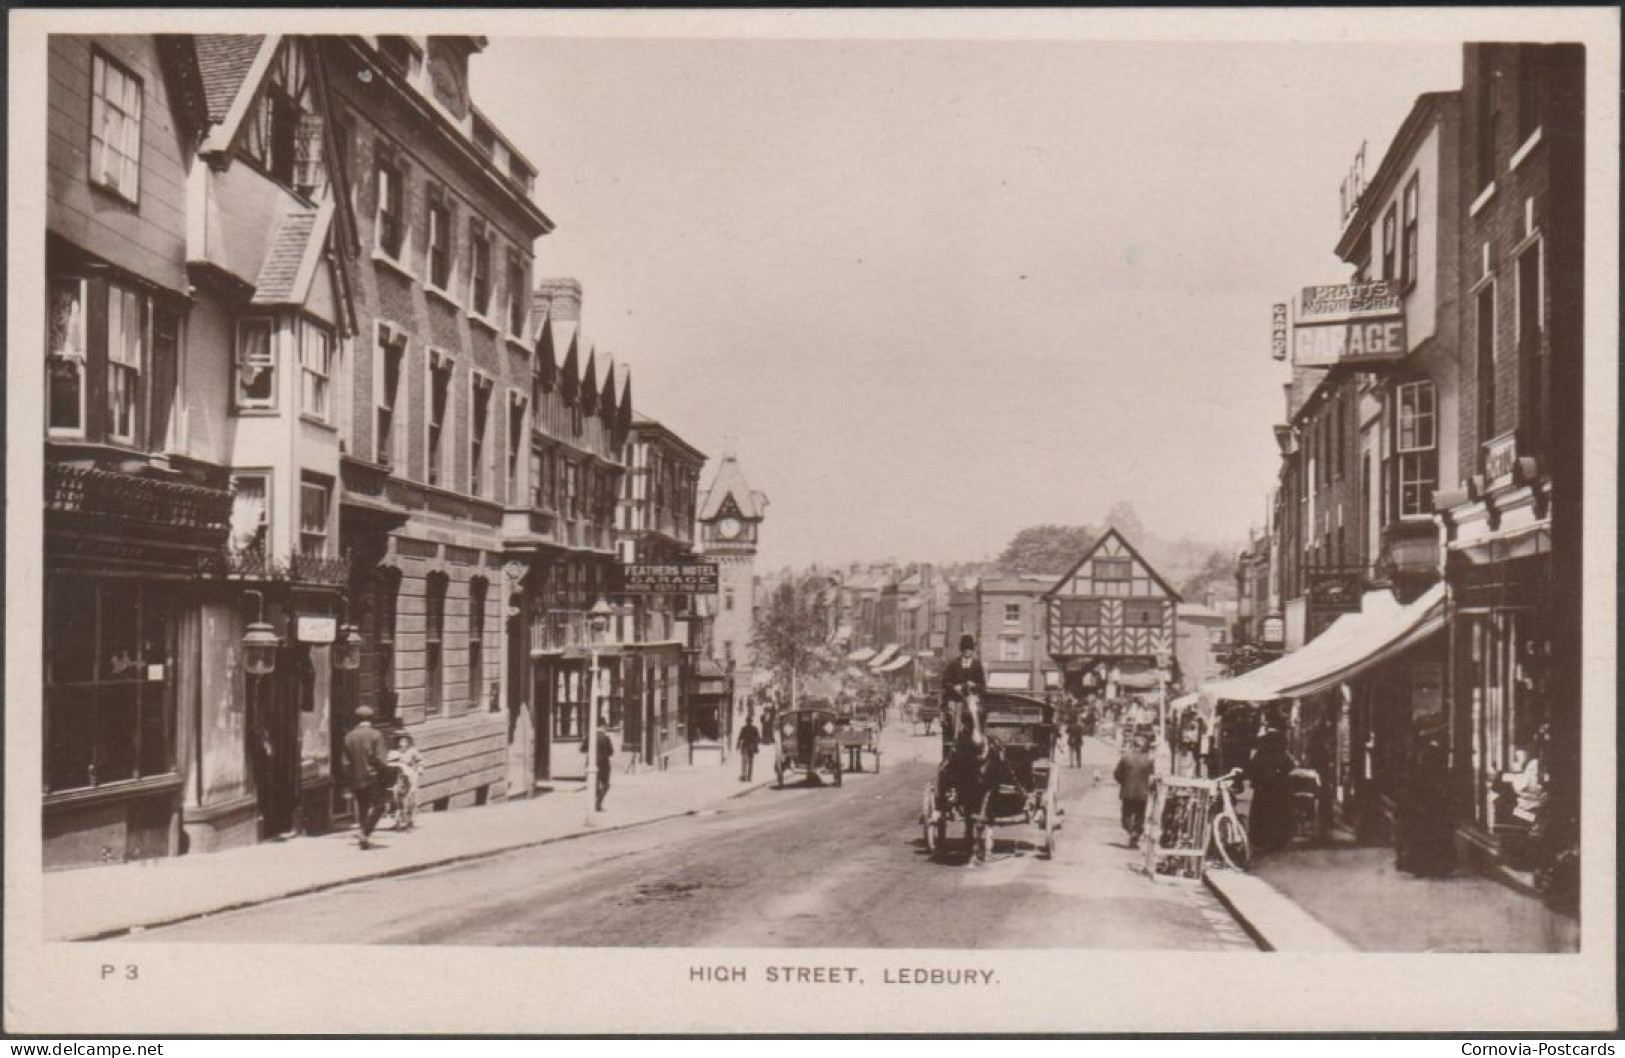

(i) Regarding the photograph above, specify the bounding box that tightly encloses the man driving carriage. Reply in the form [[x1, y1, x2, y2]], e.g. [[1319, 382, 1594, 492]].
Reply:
[[940, 634, 986, 758]]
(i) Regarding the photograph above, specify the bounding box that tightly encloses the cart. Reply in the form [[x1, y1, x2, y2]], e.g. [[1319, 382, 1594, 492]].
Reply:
[[835, 719, 882, 773], [921, 693, 1061, 862], [773, 706, 844, 787]]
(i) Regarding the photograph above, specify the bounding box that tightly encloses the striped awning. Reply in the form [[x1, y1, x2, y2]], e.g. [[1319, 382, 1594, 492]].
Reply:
[[868, 643, 901, 668]]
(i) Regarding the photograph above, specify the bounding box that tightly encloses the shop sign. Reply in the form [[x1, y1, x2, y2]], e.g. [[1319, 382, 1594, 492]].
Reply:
[[618, 561, 720, 594], [1298, 281, 1402, 325], [296, 615, 337, 644], [1293, 317, 1408, 368], [1271, 303, 1289, 361], [1484, 432, 1519, 481], [1260, 615, 1285, 648]]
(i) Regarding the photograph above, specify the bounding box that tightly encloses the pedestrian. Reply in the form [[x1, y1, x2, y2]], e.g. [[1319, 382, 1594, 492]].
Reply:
[[761, 703, 776, 746], [386, 731, 423, 830], [1245, 728, 1296, 854], [737, 714, 761, 782], [582, 724, 614, 811], [342, 706, 390, 850], [1395, 732, 1453, 877], [1066, 716, 1085, 768], [1113, 733, 1156, 848]]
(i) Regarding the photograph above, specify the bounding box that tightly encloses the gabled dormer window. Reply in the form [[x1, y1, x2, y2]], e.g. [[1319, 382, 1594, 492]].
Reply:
[[243, 42, 322, 196]]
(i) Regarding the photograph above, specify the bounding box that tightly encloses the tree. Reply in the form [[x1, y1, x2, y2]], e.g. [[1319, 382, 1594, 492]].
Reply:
[[996, 524, 1098, 576], [1178, 549, 1236, 600], [751, 577, 836, 705], [1101, 501, 1148, 544]]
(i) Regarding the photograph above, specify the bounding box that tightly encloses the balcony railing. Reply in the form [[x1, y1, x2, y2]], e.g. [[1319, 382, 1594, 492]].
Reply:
[[203, 547, 350, 587], [47, 464, 233, 535], [531, 609, 593, 654]]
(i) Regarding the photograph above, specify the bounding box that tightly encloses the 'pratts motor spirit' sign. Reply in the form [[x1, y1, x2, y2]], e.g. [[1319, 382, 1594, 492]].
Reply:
[[1292, 281, 1407, 367]]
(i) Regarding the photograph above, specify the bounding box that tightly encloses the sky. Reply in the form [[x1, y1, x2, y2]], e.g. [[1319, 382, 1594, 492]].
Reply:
[[469, 35, 1464, 570]]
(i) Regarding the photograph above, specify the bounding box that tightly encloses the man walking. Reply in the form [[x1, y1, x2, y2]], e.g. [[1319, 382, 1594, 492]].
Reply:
[[1066, 716, 1085, 768], [737, 714, 761, 782], [590, 725, 614, 811], [343, 705, 390, 850], [1113, 734, 1156, 848]]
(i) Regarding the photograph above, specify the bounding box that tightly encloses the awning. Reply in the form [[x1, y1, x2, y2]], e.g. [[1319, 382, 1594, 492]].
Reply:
[[876, 654, 913, 674], [987, 671, 1032, 691], [868, 643, 901, 668], [1201, 583, 1446, 702], [1113, 671, 1163, 690], [847, 646, 877, 663]]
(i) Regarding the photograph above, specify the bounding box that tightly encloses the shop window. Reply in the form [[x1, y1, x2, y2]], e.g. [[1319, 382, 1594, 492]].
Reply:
[[44, 579, 173, 794], [470, 373, 493, 498], [299, 318, 333, 422], [1393, 380, 1437, 518], [1401, 174, 1420, 291], [107, 284, 144, 444], [90, 51, 143, 202], [554, 668, 584, 739], [469, 577, 488, 711], [300, 475, 330, 555], [427, 352, 454, 487], [47, 278, 88, 436], [236, 318, 276, 411], [425, 573, 447, 717], [375, 324, 406, 468]]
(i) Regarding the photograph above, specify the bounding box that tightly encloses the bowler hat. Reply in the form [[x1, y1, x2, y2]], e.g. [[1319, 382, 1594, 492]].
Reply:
[[354, 705, 375, 720], [959, 634, 976, 651]]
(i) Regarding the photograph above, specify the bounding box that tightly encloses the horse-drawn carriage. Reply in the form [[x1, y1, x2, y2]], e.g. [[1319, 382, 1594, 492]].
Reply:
[[920, 692, 1061, 862], [773, 705, 844, 787]]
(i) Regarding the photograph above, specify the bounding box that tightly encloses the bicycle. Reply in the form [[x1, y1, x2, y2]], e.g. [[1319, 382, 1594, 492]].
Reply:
[[1209, 768, 1251, 871]]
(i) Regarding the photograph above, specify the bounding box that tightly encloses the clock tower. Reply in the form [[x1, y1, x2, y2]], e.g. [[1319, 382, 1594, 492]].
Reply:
[[697, 454, 767, 730]]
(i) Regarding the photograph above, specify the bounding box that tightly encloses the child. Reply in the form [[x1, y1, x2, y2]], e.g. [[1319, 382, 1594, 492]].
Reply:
[[386, 732, 423, 829]]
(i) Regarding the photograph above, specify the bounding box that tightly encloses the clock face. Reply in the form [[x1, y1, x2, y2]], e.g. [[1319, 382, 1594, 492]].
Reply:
[[718, 517, 743, 540]]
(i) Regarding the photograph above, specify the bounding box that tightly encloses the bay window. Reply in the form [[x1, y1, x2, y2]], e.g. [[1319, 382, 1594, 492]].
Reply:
[[47, 278, 88, 435], [106, 284, 145, 443], [1393, 379, 1438, 518], [236, 318, 276, 410], [229, 472, 271, 554], [299, 318, 333, 421]]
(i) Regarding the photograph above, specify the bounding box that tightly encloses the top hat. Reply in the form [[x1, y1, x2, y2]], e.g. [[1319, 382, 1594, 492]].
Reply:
[[959, 634, 976, 651], [353, 705, 376, 720]]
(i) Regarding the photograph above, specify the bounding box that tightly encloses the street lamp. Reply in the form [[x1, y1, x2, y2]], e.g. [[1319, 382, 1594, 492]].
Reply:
[[241, 590, 279, 676], [584, 597, 616, 825]]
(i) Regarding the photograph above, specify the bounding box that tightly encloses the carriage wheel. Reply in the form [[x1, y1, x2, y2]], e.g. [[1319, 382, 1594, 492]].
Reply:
[[922, 786, 940, 853]]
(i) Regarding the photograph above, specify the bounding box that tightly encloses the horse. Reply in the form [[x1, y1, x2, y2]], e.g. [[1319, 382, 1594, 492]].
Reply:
[[936, 692, 1005, 862]]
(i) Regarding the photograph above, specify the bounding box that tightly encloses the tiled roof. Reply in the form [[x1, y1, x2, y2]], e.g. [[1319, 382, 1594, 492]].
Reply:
[[193, 35, 265, 123], [251, 207, 318, 304]]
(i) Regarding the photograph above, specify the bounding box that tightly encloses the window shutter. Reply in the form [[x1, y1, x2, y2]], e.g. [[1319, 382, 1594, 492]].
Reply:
[[148, 308, 179, 451]]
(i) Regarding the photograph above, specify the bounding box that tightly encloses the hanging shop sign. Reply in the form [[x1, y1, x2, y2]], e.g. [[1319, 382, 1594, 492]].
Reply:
[[1260, 615, 1285, 648], [617, 561, 720, 594], [1271, 303, 1289, 361], [1291, 282, 1407, 368]]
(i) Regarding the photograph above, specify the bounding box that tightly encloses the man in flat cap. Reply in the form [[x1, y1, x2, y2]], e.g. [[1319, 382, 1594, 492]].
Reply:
[[343, 705, 390, 849]]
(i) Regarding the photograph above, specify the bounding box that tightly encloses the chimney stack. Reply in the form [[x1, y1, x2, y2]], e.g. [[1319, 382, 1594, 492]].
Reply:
[[533, 276, 583, 324]]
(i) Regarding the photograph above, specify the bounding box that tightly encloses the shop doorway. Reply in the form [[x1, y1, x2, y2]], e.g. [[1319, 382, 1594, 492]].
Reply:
[[251, 645, 308, 838]]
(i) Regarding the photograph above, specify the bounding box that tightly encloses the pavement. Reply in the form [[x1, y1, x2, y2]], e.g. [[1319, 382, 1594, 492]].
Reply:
[[45, 741, 778, 941], [1091, 724, 1577, 953]]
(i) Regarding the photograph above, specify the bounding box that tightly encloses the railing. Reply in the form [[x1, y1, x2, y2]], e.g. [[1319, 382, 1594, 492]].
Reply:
[[47, 464, 233, 533], [208, 547, 350, 587]]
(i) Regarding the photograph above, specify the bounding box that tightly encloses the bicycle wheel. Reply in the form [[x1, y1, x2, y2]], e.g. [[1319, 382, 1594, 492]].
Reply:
[[1214, 812, 1251, 871]]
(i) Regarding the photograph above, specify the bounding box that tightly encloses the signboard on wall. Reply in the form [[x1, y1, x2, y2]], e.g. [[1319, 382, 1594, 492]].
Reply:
[[618, 562, 720, 594], [1271, 303, 1289, 361], [1292, 282, 1407, 368], [296, 615, 336, 643]]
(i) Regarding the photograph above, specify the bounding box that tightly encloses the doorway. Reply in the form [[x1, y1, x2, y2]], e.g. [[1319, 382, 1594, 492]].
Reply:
[[251, 645, 307, 838]]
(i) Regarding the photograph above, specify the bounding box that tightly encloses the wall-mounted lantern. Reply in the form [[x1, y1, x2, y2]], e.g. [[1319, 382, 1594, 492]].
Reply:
[[242, 590, 280, 676]]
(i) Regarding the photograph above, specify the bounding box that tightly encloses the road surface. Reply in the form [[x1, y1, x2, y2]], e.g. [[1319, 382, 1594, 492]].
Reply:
[[140, 735, 1254, 949]]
